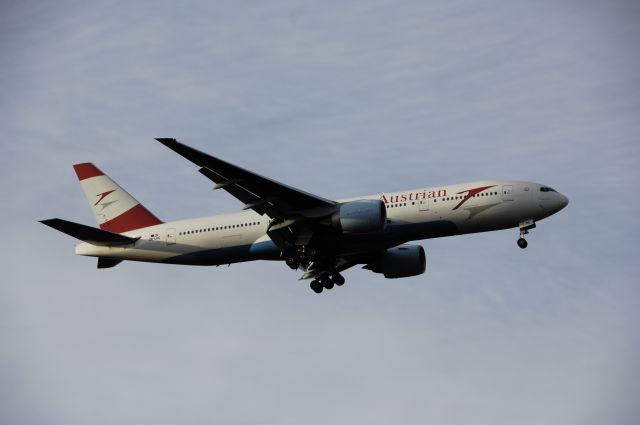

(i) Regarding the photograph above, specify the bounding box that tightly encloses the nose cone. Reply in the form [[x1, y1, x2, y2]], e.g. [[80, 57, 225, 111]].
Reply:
[[544, 192, 568, 214], [557, 193, 569, 210], [538, 188, 569, 215]]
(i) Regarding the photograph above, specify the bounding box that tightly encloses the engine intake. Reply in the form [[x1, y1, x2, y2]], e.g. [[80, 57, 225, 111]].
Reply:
[[331, 200, 386, 234]]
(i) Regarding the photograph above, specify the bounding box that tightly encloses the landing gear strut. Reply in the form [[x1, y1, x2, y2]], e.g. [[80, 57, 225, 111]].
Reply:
[[284, 245, 317, 270], [517, 219, 536, 249], [295, 245, 316, 263], [285, 256, 300, 270]]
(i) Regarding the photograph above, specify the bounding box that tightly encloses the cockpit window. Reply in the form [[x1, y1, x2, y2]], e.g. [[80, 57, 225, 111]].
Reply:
[[540, 187, 556, 192]]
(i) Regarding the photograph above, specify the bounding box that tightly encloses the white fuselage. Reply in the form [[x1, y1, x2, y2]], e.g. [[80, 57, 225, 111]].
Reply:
[[75, 180, 568, 265]]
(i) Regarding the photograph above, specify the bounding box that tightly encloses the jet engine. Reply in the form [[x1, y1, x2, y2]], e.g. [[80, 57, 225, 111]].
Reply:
[[366, 244, 426, 278], [331, 199, 386, 234]]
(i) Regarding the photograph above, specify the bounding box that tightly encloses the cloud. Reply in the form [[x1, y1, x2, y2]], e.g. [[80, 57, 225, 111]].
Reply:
[[1, 0, 639, 424]]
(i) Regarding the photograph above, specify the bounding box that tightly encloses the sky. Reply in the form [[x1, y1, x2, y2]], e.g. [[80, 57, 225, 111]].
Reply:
[[1, 0, 639, 424]]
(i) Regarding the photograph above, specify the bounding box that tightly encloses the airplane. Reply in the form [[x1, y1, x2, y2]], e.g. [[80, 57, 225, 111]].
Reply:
[[40, 138, 569, 293]]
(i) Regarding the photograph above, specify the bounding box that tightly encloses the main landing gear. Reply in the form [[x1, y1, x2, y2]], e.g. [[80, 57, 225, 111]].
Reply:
[[284, 246, 317, 270], [517, 219, 536, 249], [310, 272, 345, 294], [283, 245, 345, 294]]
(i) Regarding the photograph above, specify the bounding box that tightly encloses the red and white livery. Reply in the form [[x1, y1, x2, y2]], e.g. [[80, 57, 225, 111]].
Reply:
[[73, 163, 163, 233], [41, 139, 569, 293]]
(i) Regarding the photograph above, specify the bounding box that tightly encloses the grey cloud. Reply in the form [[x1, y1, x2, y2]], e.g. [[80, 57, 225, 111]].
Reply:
[[1, 1, 639, 424]]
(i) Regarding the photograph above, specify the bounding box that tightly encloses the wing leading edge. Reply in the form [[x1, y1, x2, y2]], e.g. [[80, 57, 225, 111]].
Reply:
[[156, 138, 336, 218]]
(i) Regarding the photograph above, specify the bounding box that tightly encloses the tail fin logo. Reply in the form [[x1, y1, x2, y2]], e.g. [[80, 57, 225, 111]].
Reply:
[[94, 189, 118, 210]]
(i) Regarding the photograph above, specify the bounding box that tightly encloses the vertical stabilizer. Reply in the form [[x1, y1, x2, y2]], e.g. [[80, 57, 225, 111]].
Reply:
[[73, 163, 163, 233]]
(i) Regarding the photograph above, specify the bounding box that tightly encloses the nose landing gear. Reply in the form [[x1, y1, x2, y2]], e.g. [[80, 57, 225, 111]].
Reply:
[[517, 219, 536, 249]]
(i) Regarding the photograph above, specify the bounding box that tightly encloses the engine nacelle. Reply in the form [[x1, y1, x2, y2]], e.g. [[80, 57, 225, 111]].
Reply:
[[368, 245, 426, 279], [331, 200, 386, 234]]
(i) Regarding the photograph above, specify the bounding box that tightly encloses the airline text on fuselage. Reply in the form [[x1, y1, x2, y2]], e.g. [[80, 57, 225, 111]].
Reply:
[[380, 189, 447, 204]]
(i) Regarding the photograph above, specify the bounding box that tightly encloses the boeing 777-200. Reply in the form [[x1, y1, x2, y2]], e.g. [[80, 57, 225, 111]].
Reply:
[[41, 138, 569, 293]]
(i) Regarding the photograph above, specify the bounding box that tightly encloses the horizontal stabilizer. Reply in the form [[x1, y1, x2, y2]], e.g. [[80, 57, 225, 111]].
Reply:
[[97, 258, 123, 268], [39, 218, 139, 246]]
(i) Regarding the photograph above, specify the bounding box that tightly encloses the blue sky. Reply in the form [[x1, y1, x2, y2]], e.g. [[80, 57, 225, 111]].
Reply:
[[1, 1, 639, 424]]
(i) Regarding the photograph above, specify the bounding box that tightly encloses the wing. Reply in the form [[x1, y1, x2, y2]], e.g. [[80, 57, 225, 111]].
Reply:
[[156, 138, 336, 218]]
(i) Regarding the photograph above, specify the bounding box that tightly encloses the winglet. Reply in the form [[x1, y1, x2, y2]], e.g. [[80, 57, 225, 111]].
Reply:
[[155, 137, 177, 146], [155, 137, 212, 168]]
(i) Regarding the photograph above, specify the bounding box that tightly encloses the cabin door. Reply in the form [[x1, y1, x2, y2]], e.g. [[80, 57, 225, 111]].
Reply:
[[502, 185, 514, 201], [166, 228, 176, 245]]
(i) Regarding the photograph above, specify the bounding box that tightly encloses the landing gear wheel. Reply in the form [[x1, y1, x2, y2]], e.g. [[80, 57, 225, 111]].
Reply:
[[285, 256, 299, 270], [331, 273, 345, 286], [310, 280, 323, 294], [296, 250, 307, 262], [321, 274, 334, 290], [517, 220, 535, 250]]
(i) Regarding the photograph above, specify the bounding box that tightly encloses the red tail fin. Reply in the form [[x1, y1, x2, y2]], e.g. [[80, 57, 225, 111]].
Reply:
[[73, 163, 163, 233]]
